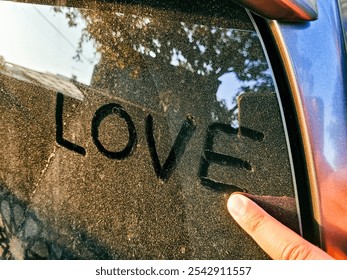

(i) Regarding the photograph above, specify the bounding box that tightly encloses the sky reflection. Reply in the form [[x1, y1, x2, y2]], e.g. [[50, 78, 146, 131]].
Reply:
[[0, 2, 98, 85]]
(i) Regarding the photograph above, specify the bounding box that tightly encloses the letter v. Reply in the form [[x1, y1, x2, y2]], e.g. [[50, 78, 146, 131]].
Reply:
[[145, 114, 196, 181]]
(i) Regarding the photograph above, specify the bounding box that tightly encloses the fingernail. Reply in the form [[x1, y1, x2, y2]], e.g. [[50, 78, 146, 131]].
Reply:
[[228, 194, 246, 220]]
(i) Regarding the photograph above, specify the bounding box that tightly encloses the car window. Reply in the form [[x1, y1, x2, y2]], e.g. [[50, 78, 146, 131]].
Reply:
[[0, 0, 296, 259]]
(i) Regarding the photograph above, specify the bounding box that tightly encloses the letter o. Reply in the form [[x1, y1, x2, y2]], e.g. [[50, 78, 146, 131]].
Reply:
[[91, 103, 137, 159]]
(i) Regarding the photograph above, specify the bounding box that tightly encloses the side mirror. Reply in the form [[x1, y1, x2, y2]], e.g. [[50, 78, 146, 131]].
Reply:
[[232, 0, 318, 21]]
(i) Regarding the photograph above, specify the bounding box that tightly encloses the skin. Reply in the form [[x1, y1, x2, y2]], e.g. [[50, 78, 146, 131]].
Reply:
[[227, 193, 334, 260]]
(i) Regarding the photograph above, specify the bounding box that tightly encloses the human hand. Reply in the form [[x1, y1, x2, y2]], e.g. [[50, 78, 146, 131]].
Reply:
[[227, 193, 334, 260]]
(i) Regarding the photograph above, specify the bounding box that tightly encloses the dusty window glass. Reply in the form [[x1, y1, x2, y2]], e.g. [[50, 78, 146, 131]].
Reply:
[[0, 0, 296, 259]]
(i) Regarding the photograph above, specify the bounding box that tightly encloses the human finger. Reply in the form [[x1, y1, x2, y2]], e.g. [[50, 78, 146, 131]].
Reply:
[[227, 193, 334, 260]]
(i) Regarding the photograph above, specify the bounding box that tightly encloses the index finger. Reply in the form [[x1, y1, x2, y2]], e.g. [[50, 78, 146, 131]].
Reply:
[[227, 193, 334, 260]]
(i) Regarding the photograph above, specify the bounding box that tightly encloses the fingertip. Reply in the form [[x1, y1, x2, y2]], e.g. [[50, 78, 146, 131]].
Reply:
[[227, 193, 249, 220]]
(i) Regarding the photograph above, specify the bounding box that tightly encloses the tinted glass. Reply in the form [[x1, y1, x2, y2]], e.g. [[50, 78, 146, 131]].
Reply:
[[0, 0, 296, 259]]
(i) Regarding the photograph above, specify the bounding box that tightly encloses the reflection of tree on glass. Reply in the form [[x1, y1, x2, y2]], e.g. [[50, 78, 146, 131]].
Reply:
[[54, 2, 274, 124]]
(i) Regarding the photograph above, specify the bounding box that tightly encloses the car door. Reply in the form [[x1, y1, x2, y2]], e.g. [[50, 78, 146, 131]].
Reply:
[[0, 0, 312, 259]]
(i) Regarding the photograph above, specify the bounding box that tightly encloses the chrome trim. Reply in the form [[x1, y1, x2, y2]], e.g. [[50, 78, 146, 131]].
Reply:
[[268, 20, 322, 243], [269, 0, 347, 259], [232, 0, 318, 21], [247, 10, 304, 237]]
